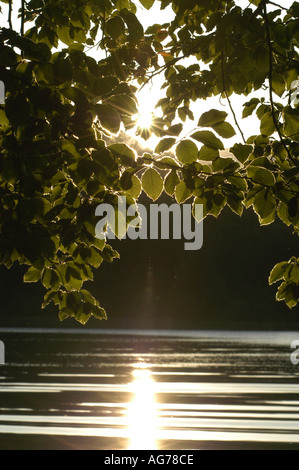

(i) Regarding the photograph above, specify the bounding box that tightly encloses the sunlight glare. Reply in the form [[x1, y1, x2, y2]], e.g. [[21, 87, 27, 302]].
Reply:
[[136, 110, 154, 130], [127, 366, 158, 450]]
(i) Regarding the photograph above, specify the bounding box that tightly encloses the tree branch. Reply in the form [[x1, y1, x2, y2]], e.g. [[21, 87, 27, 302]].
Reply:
[[221, 52, 246, 144], [262, 1, 296, 165], [268, 1, 289, 11], [8, 0, 13, 30], [21, 0, 25, 36]]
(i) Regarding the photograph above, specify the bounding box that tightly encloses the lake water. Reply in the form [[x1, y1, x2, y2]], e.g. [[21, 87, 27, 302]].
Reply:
[[0, 328, 299, 450]]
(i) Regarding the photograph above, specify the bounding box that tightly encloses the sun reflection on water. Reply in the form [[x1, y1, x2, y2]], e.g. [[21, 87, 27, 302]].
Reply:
[[127, 364, 158, 450]]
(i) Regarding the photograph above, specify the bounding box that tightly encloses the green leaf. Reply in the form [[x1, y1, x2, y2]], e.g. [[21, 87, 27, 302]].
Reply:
[[93, 77, 119, 97], [166, 123, 183, 136], [126, 174, 142, 199], [24, 266, 41, 283], [42, 291, 59, 309], [212, 157, 239, 173], [287, 197, 298, 219], [106, 16, 125, 39], [91, 304, 107, 321], [156, 157, 179, 169], [142, 168, 164, 201], [164, 170, 180, 196], [198, 145, 219, 161], [247, 166, 276, 186], [5, 94, 30, 128], [290, 264, 299, 283], [230, 143, 252, 164], [176, 140, 198, 164], [42, 269, 59, 290], [155, 137, 176, 154], [58, 26, 74, 45], [120, 10, 144, 42], [227, 176, 248, 191], [212, 122, 236, 139], [96, 104, 121, 134], [242, 98, 260, 118], [109, 143, 136, 165], [276, 281, 290, 301], [175, 181, 192, 203], [253, 188, 276, 220], [198, 109, 228, 127], [107, 94, 138, 116], [120, 170, 134, 190], [260, 112, 276, 136], [272, 72, 285, 97], [139, 0, 155, 9], [284, 111, 299, 138], [0, 110, 9, 126], [191, 131, 224, 150], [53, 58, 73, 84], [269, 261, 289, 284], [89, 248, 103, 268]]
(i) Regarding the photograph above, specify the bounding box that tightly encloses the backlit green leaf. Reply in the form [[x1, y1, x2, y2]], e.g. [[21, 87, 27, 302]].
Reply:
[[247, 166, 276, 186], [142, 168, 164, 201], [198, 109, 228, 127], [191, 131, 224, 150], [96, 104, 121, 134], [269, 261, 289, 284], [139, 0, 155, 9], [176, 140, 198, 164], [175, 181, 192, 203], [212, 122, 236, 139], [24, 266, 41, 283], [198, 146, 219, 161], [230, 144, 252, 163], [164, 170, 180, 196], [253, 188, 276, 220], [155, 137, 176, 154], [107, 94, 138, 116], [106, 17, 125, 39]]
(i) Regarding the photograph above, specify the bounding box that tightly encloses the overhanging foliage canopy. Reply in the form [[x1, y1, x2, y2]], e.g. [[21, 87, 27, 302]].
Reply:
[[0, 0, 298, 323]]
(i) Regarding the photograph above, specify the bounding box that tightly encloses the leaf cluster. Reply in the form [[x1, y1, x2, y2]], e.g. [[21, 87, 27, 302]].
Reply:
[[0, 0, 298, 322]]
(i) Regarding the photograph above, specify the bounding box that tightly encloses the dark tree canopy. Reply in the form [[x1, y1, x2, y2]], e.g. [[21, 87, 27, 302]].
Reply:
[[0, 0, 298, 324]]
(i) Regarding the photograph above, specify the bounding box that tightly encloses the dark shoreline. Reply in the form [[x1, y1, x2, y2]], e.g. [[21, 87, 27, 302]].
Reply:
[[0, 435, 298, 451]]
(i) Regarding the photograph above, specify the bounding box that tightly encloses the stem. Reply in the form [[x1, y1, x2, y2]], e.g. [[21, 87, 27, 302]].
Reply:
[[21, 0, 25, 36], [268, 1, 289, 11], [8, 0, 13, 29], [221, 53, 246, 144], [138, 57, 182, 93], [262, 1, 296, 165]]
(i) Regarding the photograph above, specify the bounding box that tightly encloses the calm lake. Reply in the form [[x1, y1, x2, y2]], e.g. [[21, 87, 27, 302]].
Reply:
[[0, 328, 299, 450]]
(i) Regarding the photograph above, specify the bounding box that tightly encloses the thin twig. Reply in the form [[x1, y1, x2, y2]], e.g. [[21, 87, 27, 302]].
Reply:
[[138, 56, 182, 93], [262, 1, 296, 165], [8, 0, 13, 29], [244, 0, 258, 12], [21, 0, 25, 36], [272, 48, 299, 64], [221, 52, 246, 144], [268, 1, 289, 11]]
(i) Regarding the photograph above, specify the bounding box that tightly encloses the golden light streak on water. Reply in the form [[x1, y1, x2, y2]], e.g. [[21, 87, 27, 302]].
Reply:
[[127, 365, 158, 450]]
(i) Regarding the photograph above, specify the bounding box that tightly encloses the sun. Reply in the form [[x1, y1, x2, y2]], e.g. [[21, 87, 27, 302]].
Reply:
[[136, 109, 154, 130]]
